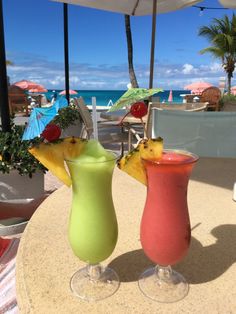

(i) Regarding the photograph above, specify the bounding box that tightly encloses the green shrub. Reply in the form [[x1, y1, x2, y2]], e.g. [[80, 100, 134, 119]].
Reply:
[[220, 94, 236, 105], [0, 105, 83, 177], [0, 119, 46, 177], [52, 104, 82, 130]]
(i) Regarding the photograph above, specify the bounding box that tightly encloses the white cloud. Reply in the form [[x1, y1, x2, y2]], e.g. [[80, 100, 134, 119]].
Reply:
[[182, 64, 198, 75], [7, 51, 236, 90]]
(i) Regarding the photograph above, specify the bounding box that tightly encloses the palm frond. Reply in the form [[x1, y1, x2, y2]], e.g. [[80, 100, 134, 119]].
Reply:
[[6, 60, 13, 66], [199, 47, 224, 58]]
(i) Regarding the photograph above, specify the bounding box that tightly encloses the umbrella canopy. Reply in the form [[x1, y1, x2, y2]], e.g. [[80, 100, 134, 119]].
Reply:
[[231, 86, 236, 95], [52, 0, 202, 15], [219, 0, 236, 8], [28, 85, 48, 93], [184, 82, 213, 95], [13, 80, 44, 91], [59, 89, 78, 95], [108, 88, 163, 112], [168, 90, 173, 102], [22, 98, 68, 140], [22, 106, 57, 140]]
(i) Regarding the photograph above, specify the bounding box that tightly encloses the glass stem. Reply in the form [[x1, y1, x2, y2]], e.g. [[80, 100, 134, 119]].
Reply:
[[155, 265, 173, 283], [87, 263, 102, 281]]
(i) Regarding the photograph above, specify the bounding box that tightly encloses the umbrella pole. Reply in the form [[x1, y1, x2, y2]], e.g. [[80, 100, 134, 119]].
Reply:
[[63, 3, 70, 104], [0, 0, 10, 132], [149, 0, 157, 89]]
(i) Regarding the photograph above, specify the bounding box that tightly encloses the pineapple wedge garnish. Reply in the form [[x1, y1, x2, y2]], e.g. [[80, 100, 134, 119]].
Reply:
[[29, 137, 87, 186], [117, 138, 163, 185]]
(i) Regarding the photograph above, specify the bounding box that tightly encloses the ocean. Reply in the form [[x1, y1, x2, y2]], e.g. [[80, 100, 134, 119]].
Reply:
[[44, 90, 190, 107]]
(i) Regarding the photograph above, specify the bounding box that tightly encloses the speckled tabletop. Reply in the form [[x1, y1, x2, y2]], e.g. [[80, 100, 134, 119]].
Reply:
[[16, 158, 236, 314]]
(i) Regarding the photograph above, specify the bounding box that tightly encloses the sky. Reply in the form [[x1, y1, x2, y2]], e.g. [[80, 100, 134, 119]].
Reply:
[[3, 0, 236, 90]]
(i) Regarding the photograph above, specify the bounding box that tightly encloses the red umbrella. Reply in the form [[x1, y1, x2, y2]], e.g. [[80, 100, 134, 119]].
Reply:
[[231, 86, 236, 95], [28, 85, 48, 93], [59, 89, 78, 95], [168, 90, 173, 102], [184, 82, 213, 95], [13, 80, 44, 90]]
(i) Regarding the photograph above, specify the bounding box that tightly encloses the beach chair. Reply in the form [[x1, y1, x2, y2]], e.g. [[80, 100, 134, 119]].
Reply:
[[151, 109, 236, 158], [74, 97, 140, 155], [200, 87, 221, 111], [145, 102, 207, 138], [8, 85, 30, 116]]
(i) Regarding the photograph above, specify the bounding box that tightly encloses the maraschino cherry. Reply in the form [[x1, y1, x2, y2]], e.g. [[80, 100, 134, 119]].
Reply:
[[119, 101, 148, 138], [41, 123, 61, 142], [130, 102, 148, 119]]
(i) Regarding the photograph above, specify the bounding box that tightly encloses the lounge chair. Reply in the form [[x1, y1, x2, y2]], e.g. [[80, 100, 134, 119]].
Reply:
[[144, 102, 208, 138], [8, 85, 30, 116], [200, 87, 221, 111], [74, 97, 141, 155], [151, 109, 236, 158]]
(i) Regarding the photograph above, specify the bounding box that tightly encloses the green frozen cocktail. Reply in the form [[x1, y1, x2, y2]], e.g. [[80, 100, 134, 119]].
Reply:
[[29, 138, 120, 301], [66, 141, 118, 264]]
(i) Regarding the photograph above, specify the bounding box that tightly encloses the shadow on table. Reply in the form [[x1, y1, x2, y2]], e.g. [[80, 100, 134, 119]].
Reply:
[[190, 157, 236, 191], [108, 224, 236, 284]]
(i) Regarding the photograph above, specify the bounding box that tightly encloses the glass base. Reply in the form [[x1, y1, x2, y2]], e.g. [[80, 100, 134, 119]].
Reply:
[[70, 264, 120, 301], [138, 265, 189, 303]]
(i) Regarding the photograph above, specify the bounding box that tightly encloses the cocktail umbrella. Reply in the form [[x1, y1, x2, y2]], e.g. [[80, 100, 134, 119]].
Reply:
[[59, 89, 78, 95], [108, 88, 163, 112], [22, 106, 57, 140], [168, 90, 173, 102], [22, 98, 68, 140], [184, 82, 213, 95]]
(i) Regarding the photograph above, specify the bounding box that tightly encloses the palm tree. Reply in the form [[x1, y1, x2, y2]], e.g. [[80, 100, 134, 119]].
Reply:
[[124, 15, 139, 88], [198, 14, 236, 94]]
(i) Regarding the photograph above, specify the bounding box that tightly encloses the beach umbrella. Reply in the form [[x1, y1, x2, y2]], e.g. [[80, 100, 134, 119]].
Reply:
[[22, 98, 68, 140], [13, 80, 43, 91], [108, 88, 163, 112], [184, 82, 213, 95], [231, 86, 236, 95], [28, 85, 48, 93], [168, 90, 173, 102], [59, 89, 78, 95], [28, 88, 48, 93]]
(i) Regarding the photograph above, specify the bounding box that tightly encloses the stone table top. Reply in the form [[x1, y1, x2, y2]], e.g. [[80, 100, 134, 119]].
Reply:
[[16, 158, 236, 314]]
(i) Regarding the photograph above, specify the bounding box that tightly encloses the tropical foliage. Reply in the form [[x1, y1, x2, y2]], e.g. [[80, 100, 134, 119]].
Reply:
[[0, 105, 82, 177], [52, 103, 82, 130], [0, 119, 46, 177], [198, 14, 236, 94]]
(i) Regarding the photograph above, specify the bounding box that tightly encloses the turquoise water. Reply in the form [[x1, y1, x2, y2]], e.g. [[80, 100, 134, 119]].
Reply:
[[44, 90, 190, 107]]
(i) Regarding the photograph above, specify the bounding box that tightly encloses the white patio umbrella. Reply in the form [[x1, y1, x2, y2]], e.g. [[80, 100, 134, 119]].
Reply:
[[52, 0, 202, 15], [52, 1, 236, 15]]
